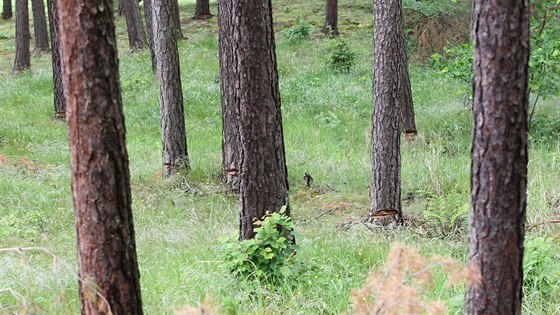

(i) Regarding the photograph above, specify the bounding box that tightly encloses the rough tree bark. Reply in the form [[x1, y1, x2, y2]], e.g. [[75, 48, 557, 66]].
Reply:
[[170, 0, 183, 39], [235, 0, 289, 241], [153, 0, 189, 176], [143, 0, 156, 71], [46, 0, 64, 117], [217, 0, 240, 192], [464, 0, 529, 313], [12, 0, 30, 74], [2, 0, 12, 19], [323, 0, 339, 36], [31, 0, 49, 52], [368, 0, 404, 223], [193, 0, 212, 20], [122, 0, 146, 50], [57, 0, 143, 312]]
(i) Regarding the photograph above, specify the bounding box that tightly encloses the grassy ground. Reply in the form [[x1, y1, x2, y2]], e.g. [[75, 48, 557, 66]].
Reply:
[[1, 0, 559, 314]]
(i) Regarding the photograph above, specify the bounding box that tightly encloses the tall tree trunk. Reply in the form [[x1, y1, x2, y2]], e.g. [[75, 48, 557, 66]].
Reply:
[[193, 0, 212, 20], [12, 0, 30, 74], [143, 0, 156, 71], [153, 0, 189, 176], [235, 0, 289, 241], [323, 0, 338, 36], [368, 0, 404, 223], [170, 0, 183, 39], [2, 0, 12, 19], [217, 0, 240, 192], [31, 0, 49, 52], [399, 60, 416, 137], [46, 0, 64, 117], [122, 0, 146, 50], [57, 0, 143, 312], [464, 0, 529, 313]]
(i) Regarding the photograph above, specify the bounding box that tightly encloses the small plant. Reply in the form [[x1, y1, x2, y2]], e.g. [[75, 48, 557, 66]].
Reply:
[[282, 17, 312, 41], [221, 207, 301, 282], [324, 38, 357, 73], [523, 236, 560, 297], [423, 193, 468, 237]]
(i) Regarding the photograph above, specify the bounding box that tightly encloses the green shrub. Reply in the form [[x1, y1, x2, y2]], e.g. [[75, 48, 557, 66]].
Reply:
[[423, 193, 468, 236], [324, 38, 357, 73], [221, 207, 302, 282], [524, 236, 560, 296], [282, 17, 312, 41]]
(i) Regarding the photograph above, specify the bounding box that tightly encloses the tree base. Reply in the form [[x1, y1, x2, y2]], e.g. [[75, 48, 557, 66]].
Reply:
[[193, 13, 213, 20]]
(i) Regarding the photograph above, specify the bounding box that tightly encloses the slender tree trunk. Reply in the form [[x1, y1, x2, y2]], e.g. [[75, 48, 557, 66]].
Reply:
[[12, 0, 30, 74], [193, 0, 212, 20], [235, 0, 289, 241], [31, 0, 49, 52], [464, 0, 529, 313], [399, 60, 416, 137], [118, 0, 123, 15], [170, 0, 183, 39], [2, 0, 12, 19], [368, 0, 403, 223], [153, 0, 189, 176], [122, 0, 146, 50], [323, 0, 339, 36], [57, 0, 143, 312], [143, 0, 156, 71], [46, 0, 64, 117], [218, 0, 240, 192]]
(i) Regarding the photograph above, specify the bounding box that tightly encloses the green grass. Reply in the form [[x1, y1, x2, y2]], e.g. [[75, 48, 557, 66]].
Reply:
[[1, 0, 559, 314]]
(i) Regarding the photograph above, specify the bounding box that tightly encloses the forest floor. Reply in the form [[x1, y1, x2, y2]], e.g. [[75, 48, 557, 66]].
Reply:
[[0, 0, 559, 314]]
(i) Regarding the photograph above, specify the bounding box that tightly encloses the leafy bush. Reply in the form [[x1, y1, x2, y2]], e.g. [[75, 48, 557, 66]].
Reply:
[[523, 237, 560, 296], [282, 17, 312, 41], [221, 207, 302, 282], [324, 38, 357, 73], [430, 1, 560, 102]]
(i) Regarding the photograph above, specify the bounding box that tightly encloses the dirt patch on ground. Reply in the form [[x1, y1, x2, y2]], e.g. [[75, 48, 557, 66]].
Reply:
[[0, 155, 49, 172]]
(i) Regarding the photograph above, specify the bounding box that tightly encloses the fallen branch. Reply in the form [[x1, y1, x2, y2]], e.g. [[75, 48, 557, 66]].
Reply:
[[527, 219, 560, 230]]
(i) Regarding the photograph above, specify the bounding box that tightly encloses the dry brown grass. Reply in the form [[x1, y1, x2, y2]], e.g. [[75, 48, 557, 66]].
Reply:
[[350, 243, 479, 315]]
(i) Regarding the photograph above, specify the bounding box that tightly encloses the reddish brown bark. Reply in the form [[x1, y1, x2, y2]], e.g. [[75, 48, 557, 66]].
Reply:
[[46, 0, 65, 117], [12, 0, 30, 74], [217, 0, 240, 192], [57, 0, 143, 312], [235, 0, 289, 240], [464, 0, 530, 313]]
